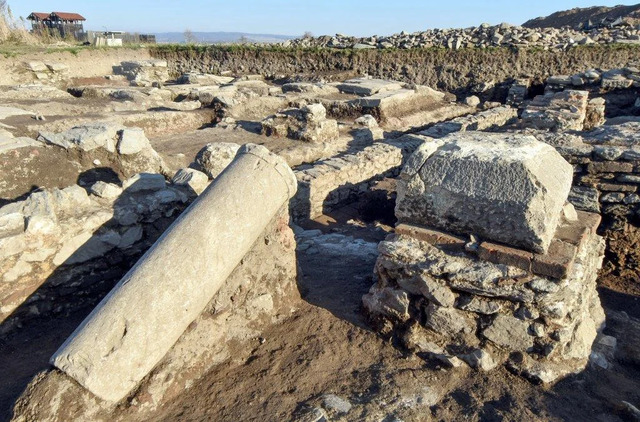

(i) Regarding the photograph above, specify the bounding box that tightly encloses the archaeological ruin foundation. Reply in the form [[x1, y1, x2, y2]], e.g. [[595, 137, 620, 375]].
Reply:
[[1, 14, 640, 420]]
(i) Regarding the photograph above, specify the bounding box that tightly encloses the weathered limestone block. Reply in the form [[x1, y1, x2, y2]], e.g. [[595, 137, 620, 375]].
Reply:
[[50, 144, 297, 402], [261, 104, 339, 144], [336, 78, 404, 96], [171, 168, 210, 194], [177, 72, 234, 85], [396, 133, 573, 253], [347, 85, 451, 124], [521, 90, 589, 131], [117, 128, 150, 155], [193, 142, 241, 179], [38, 122, 121, 152], [115, 60, 170, 84]]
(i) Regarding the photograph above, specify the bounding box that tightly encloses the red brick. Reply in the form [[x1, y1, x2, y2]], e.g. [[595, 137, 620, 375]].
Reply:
[[532, 240, 578, 279], [478, 242, 532, 272], [576, 210, 601, 235], [554, 222, 588, 246], [395, 224, 466, 248]]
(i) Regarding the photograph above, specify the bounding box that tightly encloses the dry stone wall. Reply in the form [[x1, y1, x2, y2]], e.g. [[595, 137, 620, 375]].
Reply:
[[0, 174, 192, 334], [536, 123, 640, 228], [291, 137, 423, 221]]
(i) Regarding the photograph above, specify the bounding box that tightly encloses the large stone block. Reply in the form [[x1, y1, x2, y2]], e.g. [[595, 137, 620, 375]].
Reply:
[[396, 133, 573, 253]]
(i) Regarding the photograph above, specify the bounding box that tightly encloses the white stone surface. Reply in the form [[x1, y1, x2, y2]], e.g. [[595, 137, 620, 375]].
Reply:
[[396, 132, 573, 253], [117, 128, 150, 155]]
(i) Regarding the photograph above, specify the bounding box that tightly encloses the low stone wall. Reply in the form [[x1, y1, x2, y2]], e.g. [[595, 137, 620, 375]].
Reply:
[[291, 137, 424, 221], [0, 174, 192, 334], [536, 123, 640, 228], [419, 106, 518, 137], [365, 217, 605, 383]]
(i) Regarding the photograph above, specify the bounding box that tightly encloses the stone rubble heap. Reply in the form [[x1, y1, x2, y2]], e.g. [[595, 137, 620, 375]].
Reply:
[[283, 23, 640, 50], [364, 132, 606, 383], [261, 103, 339, 143], [36, 122, 168, 176], [0, 174, 193, 334], [113, 60, 170, 87]]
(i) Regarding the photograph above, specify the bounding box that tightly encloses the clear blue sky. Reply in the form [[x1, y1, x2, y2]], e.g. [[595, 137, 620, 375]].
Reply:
[[11, 1, 640, 36]]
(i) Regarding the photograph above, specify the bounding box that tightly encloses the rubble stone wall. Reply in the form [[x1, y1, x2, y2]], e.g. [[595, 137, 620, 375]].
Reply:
[[558, 141, 640, 227], [0, 177, 195, 334], [291, 138, 423, 221]]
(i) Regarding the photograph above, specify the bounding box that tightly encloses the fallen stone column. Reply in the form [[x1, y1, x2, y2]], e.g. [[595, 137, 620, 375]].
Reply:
[[50, 144, 297, 402]]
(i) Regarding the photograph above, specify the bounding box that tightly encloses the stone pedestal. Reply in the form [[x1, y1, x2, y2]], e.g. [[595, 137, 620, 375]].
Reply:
[[365, 133, 605, 383]]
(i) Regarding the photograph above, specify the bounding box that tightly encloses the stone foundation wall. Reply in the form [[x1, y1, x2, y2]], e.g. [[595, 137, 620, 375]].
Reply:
[[0, 175, 192, 334], [419, 106, 518, 137], [542, 126, 640, 228], [291, 137, 423, 221], [364, 213, 606, 383]]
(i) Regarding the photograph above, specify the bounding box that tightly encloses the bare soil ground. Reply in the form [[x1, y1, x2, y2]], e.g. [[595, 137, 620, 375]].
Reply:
[[0, 48, 151, 86]]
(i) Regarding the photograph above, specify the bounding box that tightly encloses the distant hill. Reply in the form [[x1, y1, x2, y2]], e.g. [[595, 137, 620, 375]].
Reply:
[[154, 31, 296, 44], [523, 3, 640, 29]]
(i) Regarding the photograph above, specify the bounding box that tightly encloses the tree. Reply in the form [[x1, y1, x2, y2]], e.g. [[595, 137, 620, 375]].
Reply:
[[303, 31, 313, 39], [184, 28, 196, 44]]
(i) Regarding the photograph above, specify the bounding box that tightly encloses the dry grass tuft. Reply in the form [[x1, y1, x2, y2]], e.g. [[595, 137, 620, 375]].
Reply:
[[0, 1, 39, 45]]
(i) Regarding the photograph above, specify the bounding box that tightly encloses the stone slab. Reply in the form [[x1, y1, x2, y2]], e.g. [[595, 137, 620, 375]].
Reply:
[[335, 78, 403, 96]]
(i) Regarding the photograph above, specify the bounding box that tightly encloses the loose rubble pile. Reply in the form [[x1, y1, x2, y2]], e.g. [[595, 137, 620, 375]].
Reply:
[[283, 23, 640, 50], [261, 103, 339, 143], [113, 60, 170, 87], [0, 174, 191, 334], [364, 133, 606, 383]]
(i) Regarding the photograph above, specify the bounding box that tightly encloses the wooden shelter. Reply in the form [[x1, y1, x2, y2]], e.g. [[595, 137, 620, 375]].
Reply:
[[27, 11, 86, 39]]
